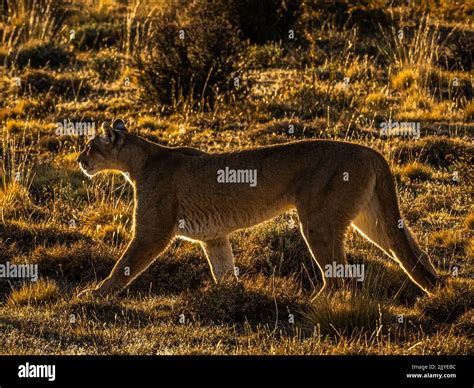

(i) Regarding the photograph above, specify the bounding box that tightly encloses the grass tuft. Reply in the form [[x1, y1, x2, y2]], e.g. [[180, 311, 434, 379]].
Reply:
[[7, 279, 59, 306], [301, 289, 394, 337], [400, 161, 433, 181]]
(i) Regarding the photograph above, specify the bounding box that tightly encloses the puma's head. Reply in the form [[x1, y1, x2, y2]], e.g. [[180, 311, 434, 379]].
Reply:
[[77, 119, 129, 177]]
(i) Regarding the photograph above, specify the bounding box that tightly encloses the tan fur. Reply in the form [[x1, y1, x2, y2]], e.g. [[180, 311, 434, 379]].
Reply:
[[76, 119, 440, 297]]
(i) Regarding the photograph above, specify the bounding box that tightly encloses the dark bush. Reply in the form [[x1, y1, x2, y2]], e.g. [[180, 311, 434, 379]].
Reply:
[[299, 0, 390, 36], [136, 0, 249, 110], [415, 281, 474, 324], [437, 27, 474, 72], [182, 276, 305, 325], [17, 69, 90, 99], [13, 41, 70, 69], [29, 241, 116, 284], [71, 22, 122, 51], [245, 43, 285, 70], [227, 0, 301, 44], [91, 49, 123, 82], [391, 137, 473, 169]]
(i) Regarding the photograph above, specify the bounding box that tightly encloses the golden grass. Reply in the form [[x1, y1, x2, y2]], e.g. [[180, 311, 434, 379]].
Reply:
[[465, 238, 474, 259], [465, 100, 474, 120], [429, 230, 466, 250], [400, 161, 433, 181], [464, 213, 474, 230], [415, 280, 473, 323], [391, 68, 417, 91], [7, 279, 59, 306], [364, 92, 396, 109], [301, 290, 393, 337]]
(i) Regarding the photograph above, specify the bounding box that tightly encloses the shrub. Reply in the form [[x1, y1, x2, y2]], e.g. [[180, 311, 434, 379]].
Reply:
[[0, 98, 44, 121], [437, 27, 474, 71], [235, 219, 314, 281], [38, 135, 60, 152], [391, 137, 472, 169], [423, 67, 472, 102], [4, 119, 27, 135], [283, 82, 354, 120], [299, 0, 390, 38], [429, 230, 466, 251], [30, 240, 116, 283], [400, 90, 433, 111], [182, 275, 304, 325], [136, 0, 249, 110], [454, 310, 474, 336], [417, 0, 474, 23], [365, 92, 395, 109]]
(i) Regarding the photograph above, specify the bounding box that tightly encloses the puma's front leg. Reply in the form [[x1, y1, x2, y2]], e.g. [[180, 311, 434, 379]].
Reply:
[[201, 237, 236, 284], [79, 196, 176, 298], [91, 232, 173, 296]]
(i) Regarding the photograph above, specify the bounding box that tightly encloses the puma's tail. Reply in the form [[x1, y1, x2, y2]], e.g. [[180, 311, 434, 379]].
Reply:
[[352, 152, 440, 294]]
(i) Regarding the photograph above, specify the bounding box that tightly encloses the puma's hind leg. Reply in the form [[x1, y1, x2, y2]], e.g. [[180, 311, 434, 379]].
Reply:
[[296, 168, 374, 296], [298, 210, 352, 296]]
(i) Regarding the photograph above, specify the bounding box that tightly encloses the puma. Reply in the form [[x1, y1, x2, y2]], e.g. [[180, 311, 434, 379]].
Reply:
[[76, 119, 440, 297]]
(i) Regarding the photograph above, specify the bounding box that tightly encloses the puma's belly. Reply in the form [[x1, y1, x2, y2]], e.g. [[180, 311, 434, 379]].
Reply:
[[174, 200, 293, 241]]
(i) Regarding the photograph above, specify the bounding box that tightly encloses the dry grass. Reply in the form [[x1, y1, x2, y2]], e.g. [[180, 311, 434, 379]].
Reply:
[[464, 213, 474, 230], [301, 290, 394, 337], [465, 100, 474, 120], [7, 279, 59, 306], [400, 161, 433, 181], [391, 68, 417, 91], [429, 230, 466, 250]]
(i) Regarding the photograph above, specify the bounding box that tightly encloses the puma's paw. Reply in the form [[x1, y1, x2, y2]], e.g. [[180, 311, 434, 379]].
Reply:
[[75, 287, 108, 299], [75, 279, 114, 299], [75, 287, 94, 299]]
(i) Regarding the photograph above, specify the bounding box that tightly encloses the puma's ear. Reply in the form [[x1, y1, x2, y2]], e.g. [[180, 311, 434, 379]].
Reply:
[[112, 118, 127, 131], [101, 121, 111, 133], [101, 122, 115, 143]]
